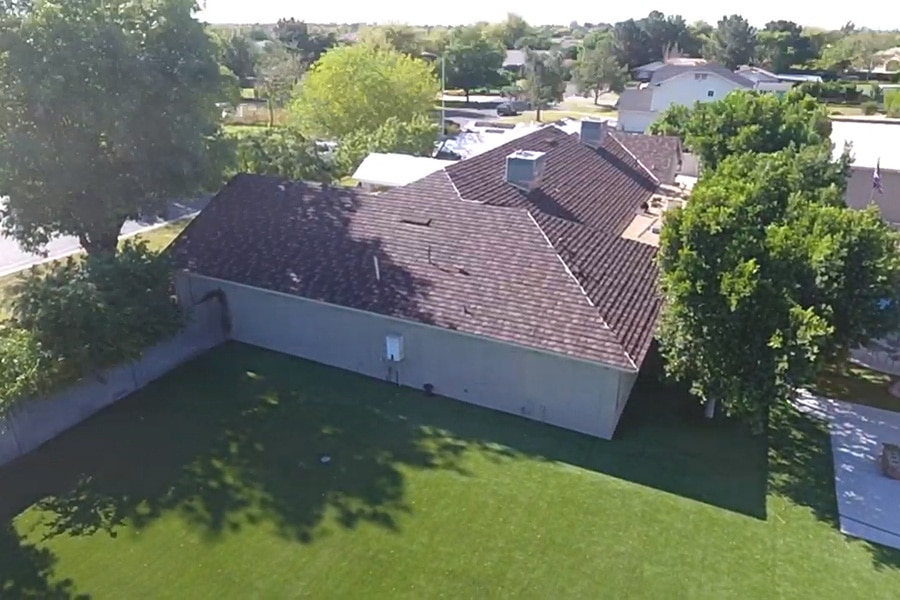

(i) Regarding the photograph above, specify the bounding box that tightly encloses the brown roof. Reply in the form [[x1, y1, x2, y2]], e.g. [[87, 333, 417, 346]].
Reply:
[[610, 132, 683, 184], [171, 125, 666, 369], [169, 173, 634, 368], [443, 126, 662, 366]]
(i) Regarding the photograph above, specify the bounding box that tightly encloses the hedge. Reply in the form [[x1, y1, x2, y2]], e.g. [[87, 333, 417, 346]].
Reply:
[[0, 241, 184, 415]]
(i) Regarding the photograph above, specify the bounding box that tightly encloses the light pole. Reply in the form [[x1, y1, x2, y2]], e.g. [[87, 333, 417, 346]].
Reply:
[[421, 52, 446, 135]]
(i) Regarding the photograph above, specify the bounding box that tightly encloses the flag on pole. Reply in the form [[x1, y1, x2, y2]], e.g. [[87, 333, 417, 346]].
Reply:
[[873, 158, 883, 194]]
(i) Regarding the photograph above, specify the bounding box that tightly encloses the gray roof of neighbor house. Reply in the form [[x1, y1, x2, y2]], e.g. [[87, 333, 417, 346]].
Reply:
[[617, 88, 654, 112], [632, 61, 665, 72], [170, 126, 668, 370], [650, 64, 754, 88]]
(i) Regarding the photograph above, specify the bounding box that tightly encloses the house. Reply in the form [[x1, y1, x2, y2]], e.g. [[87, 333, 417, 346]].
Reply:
[[735, 66, 796, 93], [631, 57, 707, 82], [617, 63, 789, 133], [169, 123, 683, 439], [351, 153, 455, 191]]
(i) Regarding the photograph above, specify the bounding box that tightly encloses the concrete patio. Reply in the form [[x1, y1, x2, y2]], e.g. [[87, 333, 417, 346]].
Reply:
[[796, 390, 900, 551]]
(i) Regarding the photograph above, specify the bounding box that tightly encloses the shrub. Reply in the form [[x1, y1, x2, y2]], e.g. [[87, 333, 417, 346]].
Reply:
[[862, 101, 879, 115], [0, 241, 184, 411], [227, 127, 336, 183], [886, 90, 900, 118], [798, 81, 862, 103]]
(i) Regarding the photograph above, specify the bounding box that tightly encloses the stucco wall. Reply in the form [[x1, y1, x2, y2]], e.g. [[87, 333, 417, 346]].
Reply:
[[183, 274, 632, 439], [650, 73, 742, 112], [0, 294, 226, 467], [618, 110, 657, 133]]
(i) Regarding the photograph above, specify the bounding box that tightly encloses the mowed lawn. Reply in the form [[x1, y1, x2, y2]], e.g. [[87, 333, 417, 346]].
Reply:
[[1, 343, 899, 598]]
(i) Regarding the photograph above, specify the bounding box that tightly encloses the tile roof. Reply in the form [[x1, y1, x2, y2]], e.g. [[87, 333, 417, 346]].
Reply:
[[171, 125, 669, 370], [610, 132, 683, 184], [169, 173, 633, 368], [443, 125, 662, 366]]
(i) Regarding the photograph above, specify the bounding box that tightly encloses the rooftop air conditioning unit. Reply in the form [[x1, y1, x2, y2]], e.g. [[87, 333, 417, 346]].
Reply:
[[505, 150, 547, 192], [580, 119, 608, 149]]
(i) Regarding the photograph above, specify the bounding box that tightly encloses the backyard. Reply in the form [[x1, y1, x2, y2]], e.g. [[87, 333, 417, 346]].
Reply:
[[1, 343, 899, 598]]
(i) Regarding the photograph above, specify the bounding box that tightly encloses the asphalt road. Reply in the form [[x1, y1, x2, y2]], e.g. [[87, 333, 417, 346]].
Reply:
[[0, 196, 209, 277]]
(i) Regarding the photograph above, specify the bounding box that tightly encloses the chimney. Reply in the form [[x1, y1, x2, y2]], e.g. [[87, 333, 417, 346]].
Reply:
[[580, 119, 607, 149], [505, 150, 547, 192]]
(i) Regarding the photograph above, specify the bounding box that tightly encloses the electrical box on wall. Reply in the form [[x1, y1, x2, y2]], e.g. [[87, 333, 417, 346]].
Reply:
[[385, 334, 404, 362]]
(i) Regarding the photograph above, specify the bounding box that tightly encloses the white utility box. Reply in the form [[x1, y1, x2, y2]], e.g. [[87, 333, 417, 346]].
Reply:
[[385, 334, 404, 362]]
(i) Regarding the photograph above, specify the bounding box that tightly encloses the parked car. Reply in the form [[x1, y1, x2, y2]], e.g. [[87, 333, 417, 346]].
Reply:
[[496, 102, 519, 116]]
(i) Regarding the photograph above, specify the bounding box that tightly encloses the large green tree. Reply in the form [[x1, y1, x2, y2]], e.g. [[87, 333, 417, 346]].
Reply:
[[575, 40, 627, 103], [703, 14, 757, 69], [524, 50, 567, 122], [290, 43, 437, 141], [658, 149, 900, 430], [220, 32, 258, 84], [755, 20, 817, 73], [444, 26, 505, 103], [649, 90, 833, 170], [273, 18, 336, 68], [0, 0, 226, 255]]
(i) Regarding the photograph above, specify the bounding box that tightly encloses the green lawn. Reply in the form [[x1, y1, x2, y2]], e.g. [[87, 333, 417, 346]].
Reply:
[[500, 108, 618, 124], [1, 343, 898, 598]]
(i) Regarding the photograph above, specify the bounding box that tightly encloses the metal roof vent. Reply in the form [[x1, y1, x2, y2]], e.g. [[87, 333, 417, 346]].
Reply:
[[580, 119, 607, 149], [505, 150, 547, 192]]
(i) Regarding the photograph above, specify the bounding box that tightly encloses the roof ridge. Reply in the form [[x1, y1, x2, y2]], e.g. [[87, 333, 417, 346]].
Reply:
[[608, 135, 661, 186], [525, 211, 639, 371]]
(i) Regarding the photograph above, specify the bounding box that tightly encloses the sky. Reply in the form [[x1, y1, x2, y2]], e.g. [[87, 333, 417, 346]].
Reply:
[[197, 0, 897, 31]]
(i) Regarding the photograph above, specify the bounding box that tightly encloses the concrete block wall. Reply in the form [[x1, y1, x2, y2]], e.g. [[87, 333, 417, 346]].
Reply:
[[0, 299, 227, 467]]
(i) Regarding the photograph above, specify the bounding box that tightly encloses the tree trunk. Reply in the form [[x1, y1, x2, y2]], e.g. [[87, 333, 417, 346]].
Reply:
[[78, 224, 123, 256], [536, 106, 542, 122], [267, 99, 274, 128], [704, 398, 717, 419], [464, 89, 470, 104], [594, 89, 599, 105]]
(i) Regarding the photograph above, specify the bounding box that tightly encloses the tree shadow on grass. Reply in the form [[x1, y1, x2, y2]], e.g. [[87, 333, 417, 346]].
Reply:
[[0, 524, 89, 599], [768, 402, 900, 571], [0, 343, 474, 555]]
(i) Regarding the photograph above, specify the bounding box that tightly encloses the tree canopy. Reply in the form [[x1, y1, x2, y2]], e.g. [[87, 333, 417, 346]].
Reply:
[[273, 18, 336, 68], [575, 40, 627, 103], [444, 26, 505, 102], [649, 90, 833, 170], [703, 15, 757, 69], [524, 50, 567, 121], [658, 149, 900, 430], [290, 43, 437, 141], [0, 0, 227, 255]]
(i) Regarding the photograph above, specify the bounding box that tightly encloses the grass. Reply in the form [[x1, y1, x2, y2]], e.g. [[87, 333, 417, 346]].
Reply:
[[826, 103, 867, 116], [1, 342, 898, 598], [813, 362, 900, 413], [0, 218, 192, 318], [500, 104, 618, 123]]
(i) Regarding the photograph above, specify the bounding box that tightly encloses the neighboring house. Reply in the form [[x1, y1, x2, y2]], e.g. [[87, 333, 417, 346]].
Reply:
[[169, 123, 683, 439], [617, 64, 789, 133], [833, 120, 900, 225], [631, 57, 707, 82], [735, 66, 795, 93], [351, 153, 454, 191]]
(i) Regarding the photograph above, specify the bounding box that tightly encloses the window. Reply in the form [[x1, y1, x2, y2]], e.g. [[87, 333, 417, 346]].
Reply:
[[707, 90, 715, 98], [694, 73, 708, 81]]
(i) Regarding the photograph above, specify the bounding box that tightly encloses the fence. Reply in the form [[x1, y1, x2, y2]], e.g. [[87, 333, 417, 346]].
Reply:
[[0, 298, 227, 467]]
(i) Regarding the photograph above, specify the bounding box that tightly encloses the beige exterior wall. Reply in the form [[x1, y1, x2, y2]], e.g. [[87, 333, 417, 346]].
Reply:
[[177, 273, 635, 439]]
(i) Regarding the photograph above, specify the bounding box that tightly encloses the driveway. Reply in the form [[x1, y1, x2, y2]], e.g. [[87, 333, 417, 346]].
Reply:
[[0, 196, 208, 277]]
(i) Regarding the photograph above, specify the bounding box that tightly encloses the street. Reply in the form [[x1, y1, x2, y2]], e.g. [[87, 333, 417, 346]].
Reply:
[[0, 196, 209, 277]]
